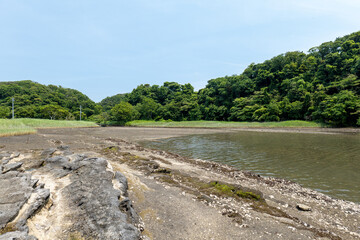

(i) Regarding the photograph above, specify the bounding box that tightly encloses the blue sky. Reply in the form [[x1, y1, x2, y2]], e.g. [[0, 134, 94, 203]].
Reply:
[[1, 0, 360, 102]]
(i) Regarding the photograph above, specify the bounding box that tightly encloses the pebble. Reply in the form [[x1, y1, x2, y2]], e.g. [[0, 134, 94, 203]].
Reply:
[[297, 204, 312, 211]]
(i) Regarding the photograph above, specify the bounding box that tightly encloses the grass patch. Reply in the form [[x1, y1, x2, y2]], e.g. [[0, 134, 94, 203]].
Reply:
[[127, 120, 324, 128], [210, 181, 262, 201], [0, 118, 98, 137]]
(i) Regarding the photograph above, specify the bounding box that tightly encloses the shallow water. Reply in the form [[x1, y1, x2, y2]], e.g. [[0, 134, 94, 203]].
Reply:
[[141, 131, 360, 203]]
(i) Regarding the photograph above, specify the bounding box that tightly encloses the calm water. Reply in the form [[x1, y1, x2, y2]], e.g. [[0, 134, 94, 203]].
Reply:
[[141, 131, 360, 203]]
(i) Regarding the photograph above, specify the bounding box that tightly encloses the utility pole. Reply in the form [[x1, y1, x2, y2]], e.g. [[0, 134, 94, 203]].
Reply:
[[80, 105, 82, 121], [12, 98, 14, 119]]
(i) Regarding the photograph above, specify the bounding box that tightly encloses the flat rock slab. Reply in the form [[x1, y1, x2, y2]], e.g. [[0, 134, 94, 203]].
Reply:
[[2, 162, 23, 174], [39, 149, 141, 240], [0, 171, 33, 229]]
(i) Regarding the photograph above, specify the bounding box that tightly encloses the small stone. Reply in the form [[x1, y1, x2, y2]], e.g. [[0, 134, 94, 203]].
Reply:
[[296, 204, 311, 211]]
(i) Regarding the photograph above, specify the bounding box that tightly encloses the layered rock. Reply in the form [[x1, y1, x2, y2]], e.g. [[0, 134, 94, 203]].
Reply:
[[0, 148, 140, 240]]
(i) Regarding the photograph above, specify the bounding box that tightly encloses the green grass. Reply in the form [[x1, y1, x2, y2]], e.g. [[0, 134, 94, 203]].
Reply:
[[127, 120, 324, 128], [0, 118, 98, 137]]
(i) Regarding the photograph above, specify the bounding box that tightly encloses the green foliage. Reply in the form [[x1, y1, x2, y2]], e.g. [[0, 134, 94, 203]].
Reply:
[[3, 32, 360, 127], [99, 93, 127, 111], [0, 118, 97, 137], [135, 97, 162, 120], [88, 112, 111, 125], [210, 181, 261, 201], [127, 120, 322, 128], [98, 32, 360, 126], [312, 90, 360, 126], [0, 80, 98, 120], [0, 107, 10, 118], [101, 81, 202, 122], [40, 104, 70, 120], [111, 102, 138, 124]]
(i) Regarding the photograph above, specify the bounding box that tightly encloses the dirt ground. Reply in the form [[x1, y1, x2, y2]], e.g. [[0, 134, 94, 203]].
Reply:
[[1, 127, 359, 240]]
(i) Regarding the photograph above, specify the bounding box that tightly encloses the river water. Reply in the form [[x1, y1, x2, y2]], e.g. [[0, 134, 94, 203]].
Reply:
[[141, 131, 360, 203]]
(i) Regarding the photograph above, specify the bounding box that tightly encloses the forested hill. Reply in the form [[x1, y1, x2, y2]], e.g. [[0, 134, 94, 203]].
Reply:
[[101, 31, 360, 126], [1, 31, 360, 126], [0, 80, 99, 119]]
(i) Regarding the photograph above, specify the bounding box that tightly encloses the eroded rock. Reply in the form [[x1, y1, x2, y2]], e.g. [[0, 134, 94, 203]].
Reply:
[[2, 162, 23, 174], [35, 148, 141, 240], [0, 231, 37, 240], [0, 172, 33, 229], [62, 157, 140, 239], [0, 162, 47, 240]]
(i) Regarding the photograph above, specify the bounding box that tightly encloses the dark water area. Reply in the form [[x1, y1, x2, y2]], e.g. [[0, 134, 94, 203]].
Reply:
[[140, 131, 360, 203]]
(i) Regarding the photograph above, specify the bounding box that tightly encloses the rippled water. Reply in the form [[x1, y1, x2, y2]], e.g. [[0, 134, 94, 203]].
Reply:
[[141, 131, 360, 203]]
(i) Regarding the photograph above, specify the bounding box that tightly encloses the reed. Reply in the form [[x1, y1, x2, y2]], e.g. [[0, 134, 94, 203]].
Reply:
[[0, 118, 98, 137]]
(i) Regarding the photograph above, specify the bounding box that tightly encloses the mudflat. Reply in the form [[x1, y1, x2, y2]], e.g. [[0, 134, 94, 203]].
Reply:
[[0, 127, 359, 240]]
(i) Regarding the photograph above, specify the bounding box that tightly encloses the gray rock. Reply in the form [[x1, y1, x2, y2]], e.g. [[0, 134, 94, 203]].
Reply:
[[40, 148, 56, 158], [0, 172, 33, 229], [57, 145, 73, 155], [0, 149, 140, 240], [0, 153, 11, 160], [16, 188, 50, 227], [297, 204, 312, 211], [1, 153, 20, 166], [20, 159, 44, 171], [1, 158, 10, 165], [62, 157, 140, 239], [57, 145, 69, 151], [0, 231, 37, 240], [116, 171, 129, 196], [2, 162, 23, 174]]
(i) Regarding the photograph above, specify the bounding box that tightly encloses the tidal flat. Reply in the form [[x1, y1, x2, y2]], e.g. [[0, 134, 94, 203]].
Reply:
[[0, 127, 359, 240]]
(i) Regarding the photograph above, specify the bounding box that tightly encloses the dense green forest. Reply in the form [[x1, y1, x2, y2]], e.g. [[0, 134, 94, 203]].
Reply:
[[0, 80, 100, 120], [99, 31, 360, 126], [1, 31, 360, 126]]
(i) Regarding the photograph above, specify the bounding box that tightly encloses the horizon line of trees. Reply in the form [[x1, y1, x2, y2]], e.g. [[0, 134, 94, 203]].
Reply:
[[1, 31, 360, 127], [0, 80, 100, 120], [97, 31, 360, 127]]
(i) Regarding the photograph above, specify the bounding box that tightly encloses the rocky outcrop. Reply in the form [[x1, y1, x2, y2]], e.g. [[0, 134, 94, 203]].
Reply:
[[0, 147, 141, 240], [0, 155, 48, 239], [45, 155, 141, 239]]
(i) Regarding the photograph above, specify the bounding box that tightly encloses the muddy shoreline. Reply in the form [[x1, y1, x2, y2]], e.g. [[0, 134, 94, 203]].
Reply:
[[1, 127, 359, 239], [123, 126, 360, 136]]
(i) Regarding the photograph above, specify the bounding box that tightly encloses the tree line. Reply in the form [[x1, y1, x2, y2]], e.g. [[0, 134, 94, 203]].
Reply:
[[0, 80, 100, 120], [98, 31, 360, 126], [1, 31, 359, 126]]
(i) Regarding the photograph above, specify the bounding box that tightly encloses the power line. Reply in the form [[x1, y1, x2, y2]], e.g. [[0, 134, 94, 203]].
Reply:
[[12, 98, 14, 119]]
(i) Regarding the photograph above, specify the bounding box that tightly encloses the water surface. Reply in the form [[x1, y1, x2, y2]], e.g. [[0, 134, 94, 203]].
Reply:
[[141, 131, 360, 203]]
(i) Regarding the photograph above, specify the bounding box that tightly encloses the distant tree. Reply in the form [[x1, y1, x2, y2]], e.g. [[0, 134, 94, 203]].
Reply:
[[313, 90, 360, 126], [40, 104, 70, 120], [16, 106, 38, 118], [0, 106, 10, 118], [135, 97, 161, 120], [88, 112, 110, 125], [111, 102, 138, 124]]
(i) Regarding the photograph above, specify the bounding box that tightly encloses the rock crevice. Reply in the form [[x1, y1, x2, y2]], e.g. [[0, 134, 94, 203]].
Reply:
[[0, 148, 140, 240]]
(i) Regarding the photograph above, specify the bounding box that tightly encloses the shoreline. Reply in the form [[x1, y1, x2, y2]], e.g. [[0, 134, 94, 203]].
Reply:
[[125, 125, 360, 136], [0, 127, 359, 239]]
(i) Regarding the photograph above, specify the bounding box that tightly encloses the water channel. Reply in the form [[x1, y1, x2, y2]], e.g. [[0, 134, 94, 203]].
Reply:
[[141, 131, 360, 203]]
